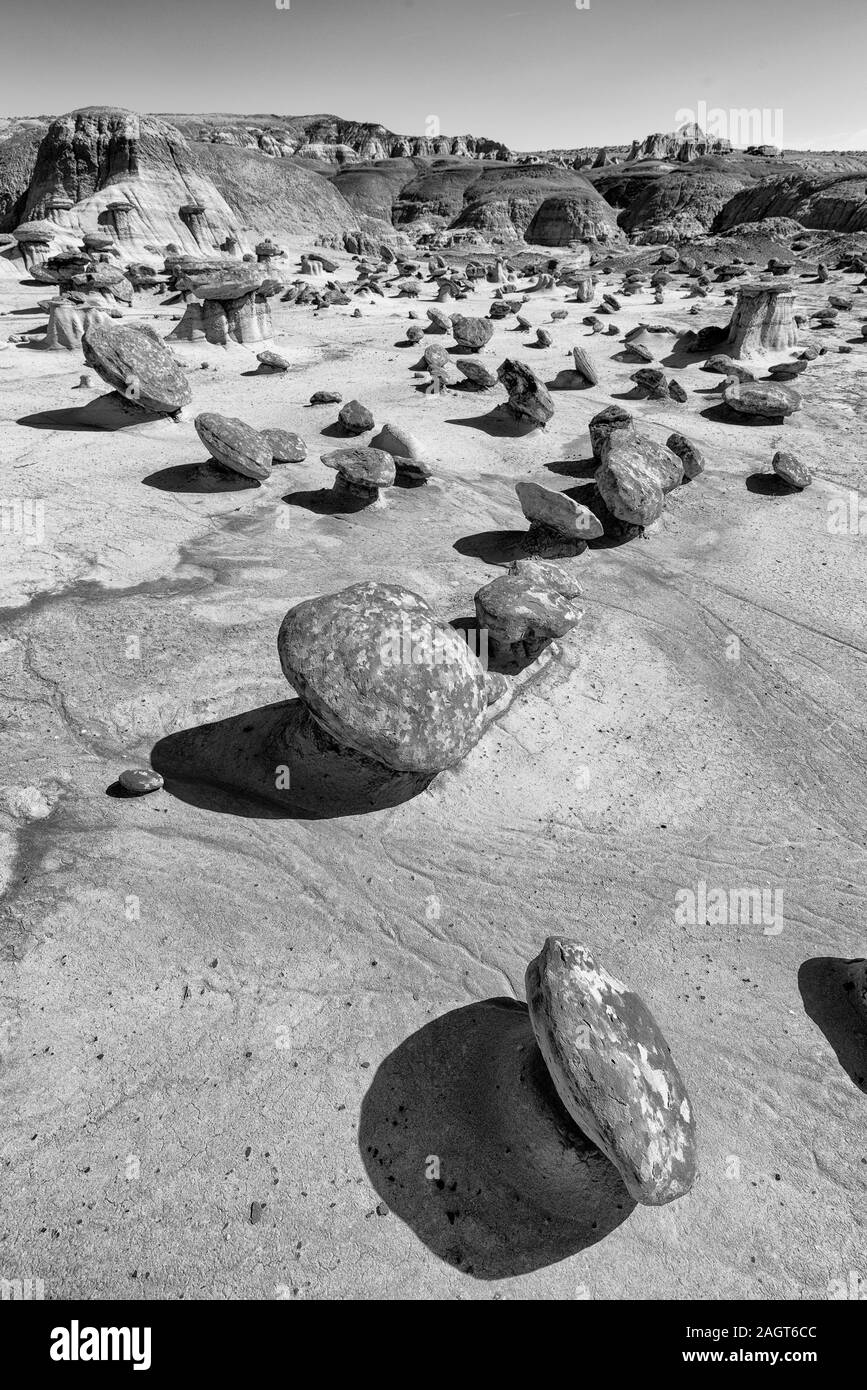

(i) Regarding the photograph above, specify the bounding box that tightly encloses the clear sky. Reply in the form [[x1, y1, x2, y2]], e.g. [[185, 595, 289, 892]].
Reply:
[[3, 0, 866, 151]]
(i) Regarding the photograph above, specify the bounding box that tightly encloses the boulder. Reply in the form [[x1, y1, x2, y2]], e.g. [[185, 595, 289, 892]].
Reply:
[[82, 322, 192, 414], [370, 421, 433, 482], [595, 432, 667, 528], [338, 399, 375, 434], [571, 346, 598, 385], [508, 556, 584, 601], [497, 358, 555, 428], [772, 450, 812, 488], [723, 380, 801, 418], [588, 405, 634, 463], [195, 412, 272, 480], [260, 429, 307, 463], [666, 432, 706, 480], [277, 582, 488, 772], [456, 358, 498, 389], [525, 938, 697, 1206], [257, 349, 291, 372]]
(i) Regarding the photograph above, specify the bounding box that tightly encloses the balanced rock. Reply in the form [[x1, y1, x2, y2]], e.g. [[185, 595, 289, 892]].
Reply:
[[772, 450, 812, 488], [525, 938, 697, 1206], [497, 358, 555, 428], [451, 314, 494, 352], [82, 322, 192, 414], [508, 556, 583, 601], [257, 349, 290, 372], [321, 446, 395, 501], [195, 412, 272, 480], [277, 582, 487, 772], [475, 575, 582, 665], [515, 478, 603, 555]]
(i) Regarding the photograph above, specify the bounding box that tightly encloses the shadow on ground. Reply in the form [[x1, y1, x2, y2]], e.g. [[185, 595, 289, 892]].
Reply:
[[359, 997, 634, 1279], [150, 699, 431, 819], [798, 957, 867, 1092]]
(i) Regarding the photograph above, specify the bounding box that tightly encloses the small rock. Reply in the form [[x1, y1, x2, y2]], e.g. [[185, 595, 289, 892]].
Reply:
[[119, 768, 164, 795], [338, 399, 374, 434], [772, 450, 812, 488]]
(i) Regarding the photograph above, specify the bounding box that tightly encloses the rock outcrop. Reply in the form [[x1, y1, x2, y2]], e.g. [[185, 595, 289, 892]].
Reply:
[[726, 280, 798, 357]]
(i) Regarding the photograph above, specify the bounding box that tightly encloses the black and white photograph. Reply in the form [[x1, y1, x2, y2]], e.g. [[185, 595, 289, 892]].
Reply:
[[0, 0, 865, 1345]]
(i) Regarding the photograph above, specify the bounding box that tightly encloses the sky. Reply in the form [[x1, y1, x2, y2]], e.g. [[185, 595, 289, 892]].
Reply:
[[3, 0, 867, 151]]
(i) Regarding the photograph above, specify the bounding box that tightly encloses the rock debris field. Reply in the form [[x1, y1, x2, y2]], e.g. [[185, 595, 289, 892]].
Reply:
[[1, 194, 866, 1299]]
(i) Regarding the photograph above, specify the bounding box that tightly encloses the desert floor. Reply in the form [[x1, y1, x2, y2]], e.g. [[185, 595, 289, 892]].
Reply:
[[0, 241, 865, 1299]]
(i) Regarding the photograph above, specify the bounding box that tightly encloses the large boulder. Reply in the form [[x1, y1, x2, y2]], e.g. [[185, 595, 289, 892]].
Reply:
[[475, 575, 582, 665], [525, 938, 697, 1206], [195, 412, 272, 480], [321, 446, 395, 499], [277, 582, 488, 773], [515, 478, 603, 553], [723, 379, 801, 418], [82, 322, 192, 413], [588, 404, 634, 463], [451, 314, 494, 351], [596, 431, 678, 527]]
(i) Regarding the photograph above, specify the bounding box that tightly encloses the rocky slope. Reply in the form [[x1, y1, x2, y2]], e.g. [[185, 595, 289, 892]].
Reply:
[[712, 169, 867, 235]]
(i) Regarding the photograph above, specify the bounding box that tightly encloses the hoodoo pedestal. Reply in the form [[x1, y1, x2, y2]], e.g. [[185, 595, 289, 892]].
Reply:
[[727, 280, 798, 358]]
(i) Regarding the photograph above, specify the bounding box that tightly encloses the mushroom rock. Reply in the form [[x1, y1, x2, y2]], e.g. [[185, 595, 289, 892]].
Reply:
[[260, 429, 307, 464], [561, 269, 595, 302], [456, 358, 498, 389], [666, 432, 706, 480], [723, 379, 801, 419], [772, 450, 812, 488], [106, 200, 135, 241], [44, 299, 112, 351], [588, 404, 635, 463], [726, 280, 798, 358], [321, 446, 395, 503], [172, 261, 281, 345], [44, 194, 74, 226], [12, 221, 56, 272], [194, 412, 272, 480], [525, 938, 697, 1206], [515, 478, 603, 556], [450, 314, 494, 352], [301, 255, 325, 276], [179, 203, 212, 248], [426, 307, 452, 333], [497, 358, 555, 427], [630, 367, 671, 401], [277, 582, 488, 773], [369, 422, 434, 482], [82, 321, 192, 414], [474, 574, 582, 665]]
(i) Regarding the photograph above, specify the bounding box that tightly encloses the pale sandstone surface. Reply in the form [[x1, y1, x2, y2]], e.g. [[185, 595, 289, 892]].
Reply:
[[0, 238, 865, 1298]]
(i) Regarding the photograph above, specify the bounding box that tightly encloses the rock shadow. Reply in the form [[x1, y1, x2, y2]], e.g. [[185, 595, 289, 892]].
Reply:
[[444, 406, 541, 439], [547, 369, 593, 392], [453, 530, 528, 565], [700, 402, 784, 427], [151, 699, 431, 820], [545, 455, 598, 480], [17, 392, 172, 432], [282, 486, 379, 515], [143, 461, 261, 492], [745, 472, 801, 495], [359, 998, 635, 1279], [798, 957, 867, 1092]]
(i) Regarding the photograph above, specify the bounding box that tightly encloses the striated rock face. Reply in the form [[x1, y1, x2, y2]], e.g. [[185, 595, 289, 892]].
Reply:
[[627, 123, 731, 163], [727, 280, 798, 358], [44, 299, 112, 350], [525, 188, 625, 246], [712, 170, 867, 235], [171, 113, 513, 165], [594, 165, 750, 241], [21, 108, 246, 256], [525, 938, 698, 1206], [277, 582, 488, 773]]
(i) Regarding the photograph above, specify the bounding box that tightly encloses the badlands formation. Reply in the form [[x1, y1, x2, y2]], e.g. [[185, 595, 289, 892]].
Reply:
[[0, 106, 866, 1299]]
